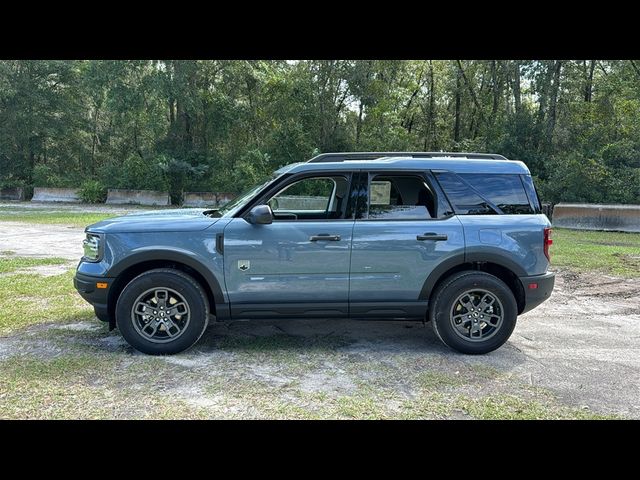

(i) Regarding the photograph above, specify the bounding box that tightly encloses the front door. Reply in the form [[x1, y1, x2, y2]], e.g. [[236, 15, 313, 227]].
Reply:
[[223, 173, 355, 318], [349, 171, 465, 318]]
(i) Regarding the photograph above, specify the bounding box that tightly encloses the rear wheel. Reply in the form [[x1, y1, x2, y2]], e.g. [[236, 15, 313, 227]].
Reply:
[[115, 268, 209, 355], [430, 271, 517, 354]]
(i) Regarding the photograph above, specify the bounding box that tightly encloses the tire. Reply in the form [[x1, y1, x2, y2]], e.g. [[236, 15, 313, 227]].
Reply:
[[115, 268, 209, 355], [430, 271, 517, 355]]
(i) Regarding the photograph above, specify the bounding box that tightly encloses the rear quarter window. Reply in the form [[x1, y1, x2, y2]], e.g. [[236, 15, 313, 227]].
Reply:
[[434, 171, 537, 215], [434, 172, 497, 215], [458, 174, 534, 214]]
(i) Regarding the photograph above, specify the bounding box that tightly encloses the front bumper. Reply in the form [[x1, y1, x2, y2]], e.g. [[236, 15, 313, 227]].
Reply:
[[73, 272, 115, 321], [519, 271, 555, 314]]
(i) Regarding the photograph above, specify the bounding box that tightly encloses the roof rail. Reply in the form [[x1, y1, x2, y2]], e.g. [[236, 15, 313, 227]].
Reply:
[[307, 152, 508, 163]]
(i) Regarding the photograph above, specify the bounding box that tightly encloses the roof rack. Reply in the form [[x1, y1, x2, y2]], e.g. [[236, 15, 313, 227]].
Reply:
[[307, 152, 508, 163]]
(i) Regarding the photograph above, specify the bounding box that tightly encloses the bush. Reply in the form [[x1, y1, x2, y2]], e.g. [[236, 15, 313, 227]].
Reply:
[[78, 180, 107, 204]]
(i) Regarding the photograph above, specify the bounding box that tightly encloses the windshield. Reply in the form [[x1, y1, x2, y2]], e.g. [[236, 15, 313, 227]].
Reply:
[[211, 175, 280, 218]]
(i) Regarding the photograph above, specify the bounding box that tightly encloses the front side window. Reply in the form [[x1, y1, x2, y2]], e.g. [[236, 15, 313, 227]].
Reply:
[[365, 174, 435, 220], [267, 175, 350, 220]]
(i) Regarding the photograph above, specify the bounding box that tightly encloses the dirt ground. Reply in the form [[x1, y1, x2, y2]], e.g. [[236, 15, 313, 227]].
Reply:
[[1, 212, 639, 418]]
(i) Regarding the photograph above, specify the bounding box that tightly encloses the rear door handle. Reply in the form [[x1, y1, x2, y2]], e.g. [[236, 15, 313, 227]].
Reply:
[[310, 234, 341, 241], [417, 232, 448, 241]]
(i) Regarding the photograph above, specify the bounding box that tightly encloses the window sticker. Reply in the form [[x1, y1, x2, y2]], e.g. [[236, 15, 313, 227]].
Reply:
[[370, 181, 391, 205]]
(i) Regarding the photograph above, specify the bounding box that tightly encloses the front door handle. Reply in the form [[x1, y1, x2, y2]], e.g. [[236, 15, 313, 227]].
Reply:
[[417, 232, 448, 241], [310, 234, 341, 241]]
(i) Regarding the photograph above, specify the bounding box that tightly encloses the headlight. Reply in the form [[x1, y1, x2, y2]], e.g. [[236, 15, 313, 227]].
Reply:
[[82, 233, 103, 262]]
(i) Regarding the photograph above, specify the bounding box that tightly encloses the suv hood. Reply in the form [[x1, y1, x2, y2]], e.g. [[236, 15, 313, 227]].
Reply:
[[86, 208, 220, 233]]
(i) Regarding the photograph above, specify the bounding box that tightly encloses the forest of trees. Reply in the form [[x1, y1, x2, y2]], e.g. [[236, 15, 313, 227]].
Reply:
[[1, 60, 639, 205]]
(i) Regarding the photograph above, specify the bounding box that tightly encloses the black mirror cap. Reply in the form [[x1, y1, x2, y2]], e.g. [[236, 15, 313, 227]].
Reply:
[[246, 204, 273, 225]]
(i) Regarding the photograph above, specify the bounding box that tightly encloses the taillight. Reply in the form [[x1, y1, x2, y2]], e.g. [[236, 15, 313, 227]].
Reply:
[[544, 227, 553, 262]]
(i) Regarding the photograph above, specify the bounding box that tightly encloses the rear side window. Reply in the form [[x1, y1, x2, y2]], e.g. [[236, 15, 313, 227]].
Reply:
[[366, 174, 435, 220], [434, 172, 498, 215], [458, 174, 534, 214]]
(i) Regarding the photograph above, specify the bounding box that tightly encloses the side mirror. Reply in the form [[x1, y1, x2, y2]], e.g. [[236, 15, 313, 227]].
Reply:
[[246, 204, 273, 225]]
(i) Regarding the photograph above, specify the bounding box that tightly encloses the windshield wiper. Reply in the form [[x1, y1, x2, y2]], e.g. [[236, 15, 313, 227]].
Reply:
[[203, 208, 221, 218]]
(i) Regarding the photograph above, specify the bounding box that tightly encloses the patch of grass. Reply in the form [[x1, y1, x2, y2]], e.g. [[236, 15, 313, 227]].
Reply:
[[454, 394, 617, 420], [0, 321, 626, 419], [0, 354, 211, 419], [0, 210, 114, 227], [399, 392, 454, 419], [416, 371, 465, 389], [0, 256, 68, 274], [0, 269, 92, 334], [552, 228, 640, 277], [334, 395, 392, 419]]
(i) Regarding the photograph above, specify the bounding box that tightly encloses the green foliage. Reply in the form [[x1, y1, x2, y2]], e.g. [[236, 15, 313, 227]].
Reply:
[[158, 155, 209, 205], [32, 164, 78, 188], [77, 180, 107, 204], [0, 60, 639, 205]]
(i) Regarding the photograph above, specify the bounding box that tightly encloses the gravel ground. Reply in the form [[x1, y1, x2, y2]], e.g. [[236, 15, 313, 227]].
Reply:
[[1, 214, 638, 418], [0, 221, 85, 259]]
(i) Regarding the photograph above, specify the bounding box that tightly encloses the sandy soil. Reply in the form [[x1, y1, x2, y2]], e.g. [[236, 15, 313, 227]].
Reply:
[[1, 215, 638, 418]]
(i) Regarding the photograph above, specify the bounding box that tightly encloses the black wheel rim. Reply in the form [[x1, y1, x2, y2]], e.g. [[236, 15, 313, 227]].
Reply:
[[131, 287, 191, 344], [449, 289, 504, 342]]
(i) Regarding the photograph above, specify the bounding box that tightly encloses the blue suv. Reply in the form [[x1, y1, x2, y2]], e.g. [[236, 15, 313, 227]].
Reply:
[[74, 152, 555, 355]]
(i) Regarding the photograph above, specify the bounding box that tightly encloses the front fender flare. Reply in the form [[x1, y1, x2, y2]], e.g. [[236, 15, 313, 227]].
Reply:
[[108, 248, 225, 306]]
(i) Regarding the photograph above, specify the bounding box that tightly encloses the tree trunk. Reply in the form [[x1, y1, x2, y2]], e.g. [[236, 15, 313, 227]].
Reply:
[[513, 61, 522, 115], [454, 66, 461, 143], [169, 97, 175, 126], [545, 60, 563, 147], [536, 62, 551, 124], [456, 60, 485, 129], [491, 60, 499, 122], [584, 60, 596, 102], [355, 100, 364, 147], [91, 105, 99, 175], [428, 60, 436, 149]]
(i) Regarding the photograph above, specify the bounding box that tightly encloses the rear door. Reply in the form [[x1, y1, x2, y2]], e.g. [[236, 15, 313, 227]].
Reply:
[[349, 170, 465, 318]]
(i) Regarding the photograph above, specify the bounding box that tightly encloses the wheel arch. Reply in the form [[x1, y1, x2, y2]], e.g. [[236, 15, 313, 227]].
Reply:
[[106, 250, 226, 327], [421, 254, 526, 315]]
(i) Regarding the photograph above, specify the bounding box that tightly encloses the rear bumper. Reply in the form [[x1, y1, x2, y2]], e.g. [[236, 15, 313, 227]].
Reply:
[[519, 271, 555, 314], [73, 272, 115, 320]]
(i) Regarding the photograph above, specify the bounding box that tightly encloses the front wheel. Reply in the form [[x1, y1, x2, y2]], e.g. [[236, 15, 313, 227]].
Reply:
[[115, 269, 209, 355], [430, 271, 518, 354]]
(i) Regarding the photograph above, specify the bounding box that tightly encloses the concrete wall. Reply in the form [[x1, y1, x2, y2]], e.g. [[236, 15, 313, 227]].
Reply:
[[0, 187, 24, 201], [553, 203, 640, 233], [32, 187, 80, 203], [216, 193, 234, 206], [106, 189, 170, 206], [183, 192, 217, 208], [183, 192, 236, 207]]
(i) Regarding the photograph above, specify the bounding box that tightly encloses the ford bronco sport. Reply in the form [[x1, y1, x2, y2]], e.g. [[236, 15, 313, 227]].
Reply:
[[74, 152, 554, 355]]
